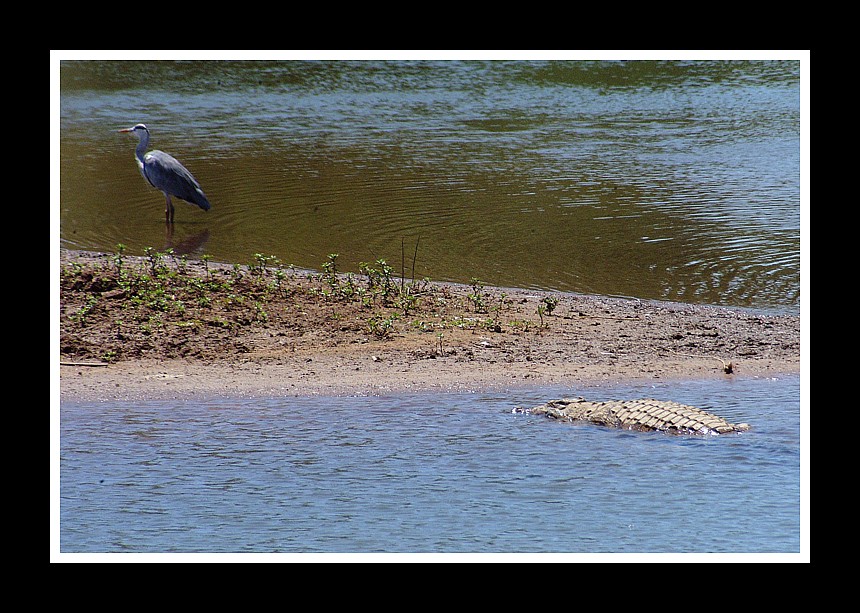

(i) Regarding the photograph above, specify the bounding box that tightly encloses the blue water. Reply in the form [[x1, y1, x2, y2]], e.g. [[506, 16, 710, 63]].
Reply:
[[58, 375, 803, 557]]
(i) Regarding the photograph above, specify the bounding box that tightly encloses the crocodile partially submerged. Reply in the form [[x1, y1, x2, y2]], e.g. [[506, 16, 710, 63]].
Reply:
[[515, 398, 751, 435]]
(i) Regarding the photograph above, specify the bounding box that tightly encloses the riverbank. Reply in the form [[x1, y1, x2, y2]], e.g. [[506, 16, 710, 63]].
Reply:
[[57, 248, 801, 403]]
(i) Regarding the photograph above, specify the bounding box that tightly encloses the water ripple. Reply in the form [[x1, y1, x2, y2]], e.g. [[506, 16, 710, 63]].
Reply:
[[60, 376, 801, 554]]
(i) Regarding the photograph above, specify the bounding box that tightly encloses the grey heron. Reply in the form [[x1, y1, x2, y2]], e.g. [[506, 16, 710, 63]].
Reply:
[[119, 123, 211, 223]]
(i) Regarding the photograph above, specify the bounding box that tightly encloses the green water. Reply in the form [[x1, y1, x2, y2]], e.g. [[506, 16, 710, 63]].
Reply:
[[57, 58, 801, 313]]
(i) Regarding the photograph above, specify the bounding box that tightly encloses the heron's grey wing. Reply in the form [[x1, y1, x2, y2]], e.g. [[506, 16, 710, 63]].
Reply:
[[143, 150, 211, 211]]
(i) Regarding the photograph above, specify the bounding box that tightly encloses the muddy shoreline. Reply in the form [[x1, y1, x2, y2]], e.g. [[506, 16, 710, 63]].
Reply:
[[57, 249, 801, 403]]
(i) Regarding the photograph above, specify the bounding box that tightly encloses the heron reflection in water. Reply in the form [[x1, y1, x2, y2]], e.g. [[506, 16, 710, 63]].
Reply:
[[119, 123, 211, 224]]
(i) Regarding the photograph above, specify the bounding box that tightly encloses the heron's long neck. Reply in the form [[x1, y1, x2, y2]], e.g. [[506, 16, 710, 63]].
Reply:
[[135, 130, 151, 165]]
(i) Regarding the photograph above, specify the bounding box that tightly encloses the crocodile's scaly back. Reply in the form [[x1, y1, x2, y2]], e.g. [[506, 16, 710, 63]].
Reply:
[[518, 398, 750, 435]]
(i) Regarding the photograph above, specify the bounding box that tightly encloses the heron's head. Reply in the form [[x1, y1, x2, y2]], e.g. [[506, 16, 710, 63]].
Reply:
[[118, 123, 149, 136]]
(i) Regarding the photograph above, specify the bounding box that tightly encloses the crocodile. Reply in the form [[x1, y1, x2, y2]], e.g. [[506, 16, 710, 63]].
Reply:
[[515, 397, 751, 435]]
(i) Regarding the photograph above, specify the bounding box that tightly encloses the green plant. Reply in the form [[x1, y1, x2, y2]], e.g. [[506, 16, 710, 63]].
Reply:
[[481, 318, 503, 333], [273, 268, 287, 295], [113, 243, 127, 276], [69, 294, 99, 323], [541, 295, 559, 316], [493, 292, 508, 316], [319, 253, 359, 301], [144, 246, 169, 277], [468, 278, 487, 313], [170, 250, 188, 274], [397, 291, 419, 316], [322, 253, 340, 286], [253, 301, 268, 322], [360, 258, 397, 304], [509, 319, 532, 332], [368, 313, 398, 338], [230, 262, 244, 281], [250, 253, 280, 279], [411, 320, 430, 332]]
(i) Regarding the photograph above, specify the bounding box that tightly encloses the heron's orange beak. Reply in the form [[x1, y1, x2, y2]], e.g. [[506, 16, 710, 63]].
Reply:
[[118, 128, 132, 133]]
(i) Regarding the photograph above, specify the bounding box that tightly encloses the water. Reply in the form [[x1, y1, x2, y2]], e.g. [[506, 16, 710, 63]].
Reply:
[[58, 375, 802, 557], [54, 54, 805, 559], [56, 56, 802, 314]]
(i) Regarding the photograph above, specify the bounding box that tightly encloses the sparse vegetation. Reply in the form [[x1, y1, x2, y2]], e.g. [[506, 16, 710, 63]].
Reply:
[[59, 247, 800, 394], [59, 246, 556, 364], [541, 295, 559, 316], [467, 277, 487, 313], [368, 312, 398, 338]]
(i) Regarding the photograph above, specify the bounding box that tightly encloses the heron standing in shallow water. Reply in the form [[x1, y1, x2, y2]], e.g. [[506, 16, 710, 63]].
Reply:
[[119, 123, 211, 223]]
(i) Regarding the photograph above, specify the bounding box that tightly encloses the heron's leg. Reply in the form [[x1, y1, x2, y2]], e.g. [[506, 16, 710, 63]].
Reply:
[[164, 194, 175, 224]]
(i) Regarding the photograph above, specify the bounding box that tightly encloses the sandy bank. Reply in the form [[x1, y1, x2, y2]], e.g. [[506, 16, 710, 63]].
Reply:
[[58, 249, 800, 403]]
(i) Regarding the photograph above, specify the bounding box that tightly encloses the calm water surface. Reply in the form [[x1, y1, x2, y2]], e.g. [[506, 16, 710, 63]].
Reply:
[[58, 59, 801, 314], [59, 376, 802, 556]]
